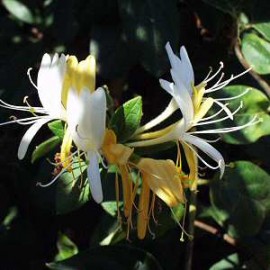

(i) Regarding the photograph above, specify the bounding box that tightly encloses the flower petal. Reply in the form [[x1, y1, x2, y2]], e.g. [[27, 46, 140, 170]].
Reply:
[[68, 87, 106, 152], [159, 79, 193, 128], [18, 118, 51, 160], [37, 53, 66, 118], [180, 46, 195, 86], [138, 158, 185, 207], [183, 133, 225, 178], [87, 150, 103, 203]]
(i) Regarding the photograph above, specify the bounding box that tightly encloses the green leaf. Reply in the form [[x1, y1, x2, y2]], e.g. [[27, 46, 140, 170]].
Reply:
[[210, 161, 270, 237], [2, 0, 34, 24], [210, 253, 242, 269], [48, 120, 65, 139], [241, 32, 270, 74], [55, 233, 78, 261], [110, 96, 143, 142], [31, 136, 61, 163], [253, 22, 270, 42], [101, 201, 122, 217], [56, 160, 90, 215], [211, 85, 270, 144], [47, 245, 163, 270]]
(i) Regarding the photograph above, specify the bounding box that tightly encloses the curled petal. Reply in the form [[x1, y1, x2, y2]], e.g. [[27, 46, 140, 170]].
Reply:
[[182, 133, 225, 178], [18, 118, 51, 160], [87, 151, 103, 203]]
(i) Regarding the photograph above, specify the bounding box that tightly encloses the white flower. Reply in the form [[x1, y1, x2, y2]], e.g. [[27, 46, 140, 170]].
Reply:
[[0, 53, 67, 159], [66, 87, 106, 203], [129, 42, 259, 177]]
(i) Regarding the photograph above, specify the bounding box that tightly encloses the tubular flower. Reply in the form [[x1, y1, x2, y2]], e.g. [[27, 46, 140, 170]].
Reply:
[[65, 55, 106, 204], [129, 42, 259, 179], [0, 53, 67, 159], [102, 129, 185, 239]]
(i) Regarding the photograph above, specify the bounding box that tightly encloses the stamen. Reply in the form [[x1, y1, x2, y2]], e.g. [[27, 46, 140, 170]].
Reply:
[[97, 151, 108, 169], [205, 68, 251, 93], [36, 164, 71, 187], [204, 62, 224, 83], [189, 115, 260, 135], [194, 101, 243, 126], [209, 72, 225, 89], [170, 207, 192, 241], [27, 68, 38, 90], [197, 104, 229, 122], [212, 99, 233, 120], [115, 172, 121, 222], [0, 116, 48, 126], [202, 66, 213, 81], [214, 88, 250, 101], [0, 99, 46, 113], [46, 150, 79, 167]]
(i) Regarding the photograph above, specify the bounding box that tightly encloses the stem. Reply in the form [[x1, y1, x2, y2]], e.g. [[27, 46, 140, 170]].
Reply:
[[184, 151, 199, 270], [184, 188, 197, 270], [194, 220, 236, 246]]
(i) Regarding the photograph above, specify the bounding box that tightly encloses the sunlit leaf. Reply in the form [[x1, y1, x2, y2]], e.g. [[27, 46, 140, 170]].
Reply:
[[110, 96, 143, 142], [48, 120, 65, 139], [54, 233, 78, 261], [241, 32, 270, 74], [2, 0, 34, 24], [210, 253, 242, 269], [253, 22, 270, 42]]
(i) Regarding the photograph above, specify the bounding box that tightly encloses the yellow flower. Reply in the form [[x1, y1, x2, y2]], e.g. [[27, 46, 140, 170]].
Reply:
[[102, 129, 185, 239], [136, 158, 185, 239]]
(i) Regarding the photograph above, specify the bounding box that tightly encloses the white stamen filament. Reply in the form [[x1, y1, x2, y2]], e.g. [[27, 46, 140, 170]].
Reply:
[[205, 68, 251, 93], [27, 68, 38, 90], [37, 151, 85, 188], [197, 104, 229, 122], [194, 101, 243, 127], [214, 88, 250, 101], [0, 99, 46, 113], [212, 99, 233, 120], [189, 115, 260, 135], [0, 116, 50, 126], [202, 66, 213, 81], [204, 62, 224, 83]]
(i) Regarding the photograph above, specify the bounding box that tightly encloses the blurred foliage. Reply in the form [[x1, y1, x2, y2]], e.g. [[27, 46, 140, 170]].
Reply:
[[0, 0, 270, 270]]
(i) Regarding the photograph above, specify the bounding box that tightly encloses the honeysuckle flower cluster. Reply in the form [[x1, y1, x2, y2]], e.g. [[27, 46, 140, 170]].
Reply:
[[0, 42, 258, 239]]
